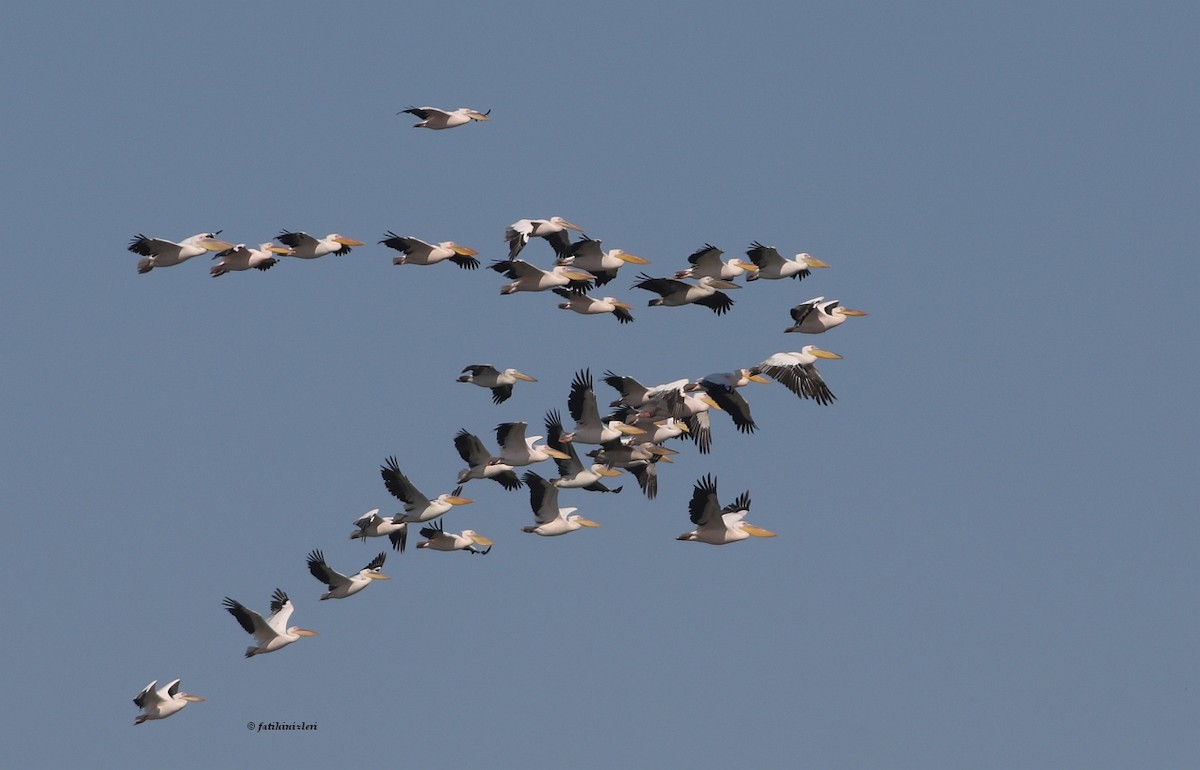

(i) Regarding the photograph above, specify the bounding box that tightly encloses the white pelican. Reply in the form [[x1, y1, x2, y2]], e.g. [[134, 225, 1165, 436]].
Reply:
[[521, 471, 602, 536], [491, 421, 571, 467], [133, 679, 204, 725], [638, 381, 718, 454], [210, 242, 291, 276], [458, 364, 537, 404], [749, 347, 841, 405], [565, 369, 645, 445], [672, 243, 758, 281], [558, 236, 650, 286], [688, 370, 770, 435], [744, 241, 830, 281], [306, 549, 389, 600], [490, 258, 595, 294], [618, 411, 690, 444], [276, 230, 365, 259], [586, 440, 674, 500], [632, 273, 739, 315], [379, 232, 480, 269], [401, 106, 490, 130], [416, 519, 494, 554], [504, 217, 583, 260], [553, 288, 634, 324], [784, 296, 867, 333], [381, 456, 473, 523], [544, 409, 623, 493], [677, 474, 776, 545], [349, 508, 408, 552], [453, 428, 523, 490], [128, 232, 232, 274], [222, 589, 317, 658]]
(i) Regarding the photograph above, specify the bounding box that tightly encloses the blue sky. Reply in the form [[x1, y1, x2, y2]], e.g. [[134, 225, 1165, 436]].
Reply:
[[2, 2, 1196, 767]]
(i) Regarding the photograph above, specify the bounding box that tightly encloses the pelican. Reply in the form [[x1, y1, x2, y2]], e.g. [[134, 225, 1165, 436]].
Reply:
[[638, 381, 718, 454], [416, 519, 494, 554], [276, 230, 365, 259], [672, 244, 758, 281], [381, 456, 473, 523], [558, 236, 649, 286], [491, 421, 571, 467], [401, 106, 490, 130], [458, 364, 537, 404], [677, 474, 776, 545], [490, 258, 595, 294], [688, 370, 770, 435], [784, 296, 867, 333], [565, 369, 646, 445], [210, 242, 291, 276], [379, 232, 480, 269], [633, 273, 739, 315], [222, 589, 317, 658], [614, 410, 690, 444], [544, 409, 623, 492], [587, 440, 674, 500], [749, 347, 841, 405], [521, 471, 602, 536], [504, 217, 583, 260], [128, 232, 232, 274], [602, 371, 659, 409], [306, 549, 389, 600], [132, 679, 204, 725], [453, 428, 523, 490], [553, 288, 634, 323], [349, 508, 408, 553], [744, 241, 830, 281]]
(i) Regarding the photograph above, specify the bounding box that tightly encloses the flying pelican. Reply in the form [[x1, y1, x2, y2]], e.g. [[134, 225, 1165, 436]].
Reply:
[[558, 236, 650, 286], [784, 296, 868, 333], [672, 244, 758, 281], [491, 421, 571, 467], [749, 347, 841, 405], [349, 508, 408, 552], [276, 230, 365, 259], [504, 217, 583, 260], [306, 549, 389, 600], [521, 471, 602, 536], [637, 381, 719, 454], [544, 409, 623, 492], [587, 440, 674, 500], [222, 589, 317, 658], [552, 288, 634, 323], [401, 106, 491, 130], [457, 364, 537, 404], [565, 369, 646, 445], [128, 232, 232, 274], [632, 273, 740, 315], [132, 679, 204, 725], [416, 519, 494, 554], [381, 456, 473, 523], [744, 241, 830, 281], [210, 242, 291, 276], [379, 232, 480, 269], [606, 407, 690, 444], [677, 474, 776, 545], [688, 370, 770, 435], [453, 428, 523, 490], [490, 258, 595, 294]]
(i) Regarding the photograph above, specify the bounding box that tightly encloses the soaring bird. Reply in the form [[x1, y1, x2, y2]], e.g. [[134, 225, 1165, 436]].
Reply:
[[544, 409, 623, 493], [632, 273, 739, 315], [416, 519, 494, 554], [553, 288, 634, 323], [565, 369, 646, 445], [349, 508, 409, 553], [521, 471, 602, 536], [381, 456, 473, 523], [749, 347, 841, 405], [637, 381, 718, 454], [453, 429, 523, 490], [744, 241, 829, 281], [558, 236, 649, 286], [306, 549, 389, 600], [504, 217, 583, 260], [784, 296, 867, 333], [490, 258, 595, 294], [677, 475, 776, 545], [210, 242, 290, 276], [672, 243, 758, 281], [689, 370, 770, 435], [587, 439, 675, 500], [276, 230, 365, 259], [222, 589, 317, 658], [491, 421, 571, 467], [132, 679, 204, 725], [401, 106, 491, 130], [458, 364, 537, 404], [128, 232, 232, 274], [379, 233, 480, 269]]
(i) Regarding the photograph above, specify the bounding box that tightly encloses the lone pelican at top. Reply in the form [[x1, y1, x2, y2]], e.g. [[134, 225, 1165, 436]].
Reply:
[[401, 106, 491, 130], [458, 364, 538, 404]]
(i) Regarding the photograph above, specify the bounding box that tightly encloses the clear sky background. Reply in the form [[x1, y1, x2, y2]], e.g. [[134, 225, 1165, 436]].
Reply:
[[2, 2, 1196, 767]]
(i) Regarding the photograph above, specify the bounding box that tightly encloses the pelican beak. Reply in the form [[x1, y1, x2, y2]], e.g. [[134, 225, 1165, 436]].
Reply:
[[741, 524, 777, 538], [658, 455, 675, 463], [656, 419, 690, 433], [801, 255, 830, 268], [811, 348, 843, 360], [512, 371, 538, 382], [709, 279, 741, 289], [544, 447, 572, 460], [294, 629, 319, 637], [181, 694, 206, 702], [615, 423, 645, 436], [616, 251, 650, 265], [447, 496, 474, 506], [367, 572, 391, 580], [700, 395, 722, 410], [747, 374, 772, 384], [333, 236, 366, 247], [266, 245, 295, 255], [560, 220, 583, 232], [561, 269, 596, 281], [470, 533, 495, 546], [452, 245, 479, 256], [200, 239, 234, 251], [612, 301, 634, 310], [646, 445, 678, 457], [575, 518, 601, 528], [840, 308, 868, 316], [597, 467, 623, 477], [734, 261, 759, 273]]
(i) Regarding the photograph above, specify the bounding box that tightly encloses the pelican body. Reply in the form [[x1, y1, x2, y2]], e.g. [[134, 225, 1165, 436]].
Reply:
[[677, 474, 776, 545], [306, 549, 389, 600], [458, 364, 537, 404], [521, 471, 602, 536], [744, 241, 830, 281], [380, 232, 480, 269], [750, 347, 841, 405], [402, 106, 490, 130], [129, 232, 232, 273], [553, 288, 634, 323], [545, 409, 623, 493], [381, 456, 473, 523], [559, 236, 649, 286], [276, 230, 364, 259], [505, 217, 584, 260], [133, 679, 204, 725], [492, 421, 571, 467], [565, 369, 646, 445], [491, 258, 595, 294], [784, 296, 867, 333], [633, 273, 739, 315], [416, 520, 494, 554], [453, 428, 523, 490], [210, 242, 290, 276], [222, 588, 317, 658], [672, 243, 758, 281], [349, 508, 408, 553]]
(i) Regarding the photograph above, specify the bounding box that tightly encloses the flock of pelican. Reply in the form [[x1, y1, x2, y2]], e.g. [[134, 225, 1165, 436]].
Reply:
[[129, 106, 870, 727]]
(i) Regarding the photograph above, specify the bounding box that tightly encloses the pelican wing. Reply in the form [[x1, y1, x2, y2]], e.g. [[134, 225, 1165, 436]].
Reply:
[[133, 681, 160, 708], [700, 379, 757, 434], [403, 106, 448, 120], [454, 428, 489, 465], [495, 421, 528, 452], [632, 274, 689, 298], [522, 471, 560, 524], [379, 232, 430, 255], [265, 588, 295, 636], [688, 475, 724, 528], [462, 364, 501, 379], [602, 371, 650, 407], [567, 369, 601, 426], [388, 525, 408, 553], [693, 291, 735, 315], [722, 490, 752, 515], [789, 297, 822, 326], [276, 230, 318, 250], [629, 459, 659, 500], [127, 235, 177, 257], [746, 241, 785, 270], [306, 549, 349, 590], [687, 244, 724, 269], [544, 409, 583, 476], [381, 456, 431, 509]]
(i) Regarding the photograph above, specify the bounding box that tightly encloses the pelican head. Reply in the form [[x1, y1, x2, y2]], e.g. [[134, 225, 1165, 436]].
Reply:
[[290, 628, 319, 637], [549, 216, 583, 232], [612, 249, 650, 265], [448, 242, 479, 256], [699, 277, 741, 290], [464, 530, 495, 546], [739, 522, 777, 538], [798, 253, 830, 268], [507, 369, 537, 382], [804, 345, 843, 360], [569, 515, 601, 528]]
